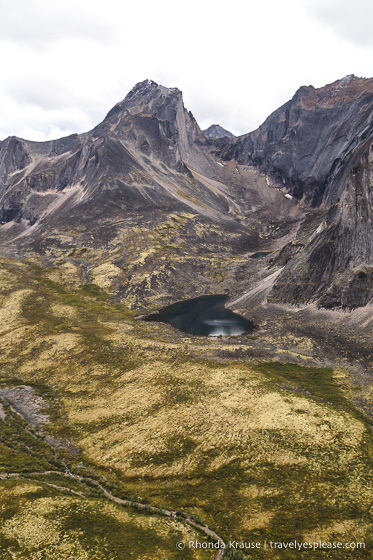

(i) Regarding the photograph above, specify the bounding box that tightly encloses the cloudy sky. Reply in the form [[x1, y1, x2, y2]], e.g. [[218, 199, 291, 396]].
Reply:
[[0, 0, 372, 140]]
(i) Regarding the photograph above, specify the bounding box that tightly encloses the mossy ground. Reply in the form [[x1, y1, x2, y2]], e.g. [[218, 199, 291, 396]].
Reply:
[[0, 256, 372, 558], [0, 479, 212, 560]]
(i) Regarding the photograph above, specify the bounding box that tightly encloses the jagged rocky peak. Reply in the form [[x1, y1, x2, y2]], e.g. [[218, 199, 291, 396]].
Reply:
[[203, 124, 235, 139], [217, 75, 373, 206], [104, 79, 200, 132], [102, 79, 206, 163], [106, 79, 184, 119], [125, 79, 182, 107], [0, 79, 217, 233]]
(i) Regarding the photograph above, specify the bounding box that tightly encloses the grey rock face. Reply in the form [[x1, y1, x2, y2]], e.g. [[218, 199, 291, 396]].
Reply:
[[217, 76, 373, 206], [101, 79, 212, 174], [0, 386, 48, 428], [203, 124, 235, 139], [270, 137, 373, 308]]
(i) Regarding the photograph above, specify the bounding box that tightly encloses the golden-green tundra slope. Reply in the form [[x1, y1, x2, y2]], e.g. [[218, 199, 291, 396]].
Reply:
[[0, 255, 372, 559]]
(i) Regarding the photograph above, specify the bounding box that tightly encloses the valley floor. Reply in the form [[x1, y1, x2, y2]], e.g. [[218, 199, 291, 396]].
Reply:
[[0, 257, 372, 559]]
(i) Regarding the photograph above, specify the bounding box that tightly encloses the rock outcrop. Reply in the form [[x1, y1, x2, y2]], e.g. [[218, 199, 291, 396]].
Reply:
[[270, 136, 373, 308]]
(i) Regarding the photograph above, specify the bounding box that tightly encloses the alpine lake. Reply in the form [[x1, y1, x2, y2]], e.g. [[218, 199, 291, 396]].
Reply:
[[144, 294, 255, 337]]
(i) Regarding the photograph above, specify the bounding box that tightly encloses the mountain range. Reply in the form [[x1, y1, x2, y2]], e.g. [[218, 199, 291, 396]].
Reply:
[[0, 75, 372, 317]]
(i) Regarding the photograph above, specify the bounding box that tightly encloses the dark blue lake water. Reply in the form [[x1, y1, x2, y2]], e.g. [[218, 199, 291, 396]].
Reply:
[[144, 294, 255, 337], [249, 251, 273, 259]]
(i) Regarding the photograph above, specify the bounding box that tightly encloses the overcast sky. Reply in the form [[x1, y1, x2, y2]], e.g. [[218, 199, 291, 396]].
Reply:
[[0, 0, 372, 140]]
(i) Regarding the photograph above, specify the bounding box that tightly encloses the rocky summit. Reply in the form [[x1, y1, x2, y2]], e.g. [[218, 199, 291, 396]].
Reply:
[[0, 75, 373, 559], [203, 124, 235, 139]]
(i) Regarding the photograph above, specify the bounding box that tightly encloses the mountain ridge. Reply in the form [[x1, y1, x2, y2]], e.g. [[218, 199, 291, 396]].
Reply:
[[0, 76, 372, 315], [214, 74, 373, 206]]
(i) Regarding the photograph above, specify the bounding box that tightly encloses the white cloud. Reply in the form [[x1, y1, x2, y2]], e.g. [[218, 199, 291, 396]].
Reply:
[[16, 126, 74, 142], [302, 0, 373, 47], [0, 0, 119, 47]]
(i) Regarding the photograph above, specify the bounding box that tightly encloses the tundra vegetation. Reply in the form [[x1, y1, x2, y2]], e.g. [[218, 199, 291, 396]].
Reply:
[[0, 256, 372, 559]]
